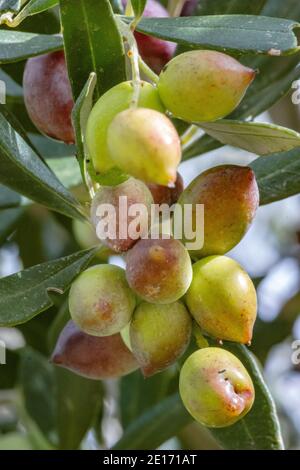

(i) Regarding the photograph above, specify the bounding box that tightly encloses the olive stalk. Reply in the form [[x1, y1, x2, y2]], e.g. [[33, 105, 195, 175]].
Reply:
[[116, 17, 141, 108]]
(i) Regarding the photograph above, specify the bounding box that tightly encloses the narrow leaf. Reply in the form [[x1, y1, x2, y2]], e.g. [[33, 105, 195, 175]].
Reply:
[[0, 184, 20, 209], [197, 0, 267, 15], [55, 368, 103, 450], [71, 72, 97, 178], [0, 248, 97, 327], [0, 207, 24, 245], [131, 0, 146, 18], [59, 0, 126, 100], [0, 30, 62, 64], [113, 393, 191, 450], [47, 157, 82, 190], [133, 15, 299, 55], [0, 106, 84, 220], [251, 147, 300, 204], [19, 348, 56, 444], [198, 120, 300, 155], [120, 368, 178, 429]]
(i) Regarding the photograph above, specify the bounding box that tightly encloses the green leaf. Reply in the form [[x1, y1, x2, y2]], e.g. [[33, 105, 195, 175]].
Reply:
[[0, 349, 19, 389], [59, 0, 126, 100], [262, 0, 300, 21], [0, 248, 97, 327], [133, 15, 299, 55], [19, 346, 103, 449], [0, 30, 62, 64], [113, 393, 192, 450], [19, 348, 56, 444], [0, 69, 22, 98], [251, 147, 300, 204], [120, 368, 178, 428], [0, 433, 33, 450], [29, 134, 76, 159], [71, 72, 97, 179], [0, 0, 58, 27], [233, 60, 300, 120], [0, 184, 20, 209], [0, 207, 24, 245], [130, 0, 146, 18], [0, 106, 84, 220], [196, 0, 267, 15], [47, 157, 82, 190], [210, 344, 284, 450], [55, 368, 103, 450], [253, 291, 300, 363], [198, 120, 300, 155]]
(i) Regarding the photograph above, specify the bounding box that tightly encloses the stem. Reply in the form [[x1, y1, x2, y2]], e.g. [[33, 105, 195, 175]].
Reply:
[[180, 124, 201, 150], [116, 17, 141, 108], [193, 323, 209, 349], [168, 0, 187, 17], [138, 56, 159, 84]]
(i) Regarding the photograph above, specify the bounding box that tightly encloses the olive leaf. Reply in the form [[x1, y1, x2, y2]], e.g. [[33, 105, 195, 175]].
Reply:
[[0, 106, 85, 220], [19, 347, 103, 449], [55, 367, 103, 450], [197, 120, 300, 155], [113, 393, 192, 450], [251, 147, 300, 204], [47, 157, 82, 190], [196, 0, 268, 15], [120, 367, 178, 429], [0, 248, 97, 327], [0, 30, 62, 63], [0, 207, 24, 245], [71, 72, 97, 179], [130, 0, 146, 19], [59, 0, 126, 100], [0, 184, 20, 209], [132, 15, 300, 55]]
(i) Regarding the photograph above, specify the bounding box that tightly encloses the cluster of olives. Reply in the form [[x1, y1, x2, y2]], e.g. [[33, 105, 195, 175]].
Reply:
[[23, 1, 260, 429]]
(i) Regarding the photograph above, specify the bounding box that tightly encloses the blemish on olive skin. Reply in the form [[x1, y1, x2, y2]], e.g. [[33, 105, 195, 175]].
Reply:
[[218, 369, 226, 374]]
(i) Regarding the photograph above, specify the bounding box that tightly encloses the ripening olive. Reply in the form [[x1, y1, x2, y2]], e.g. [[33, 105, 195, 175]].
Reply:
[[185, 256, 257, 344], [69, 264, 136, 336], [86, 81, 164, 174], [130, 301, 192, 376], [23, 51, 74, 143], [158, 50, 255, 122], [178, 165, 259, 258], [179, 348, 255, 427], [51, 320, 138, 379], [126, 237, 193, 304], [107, 108, 181, 186]]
